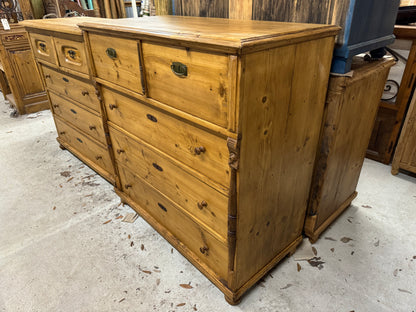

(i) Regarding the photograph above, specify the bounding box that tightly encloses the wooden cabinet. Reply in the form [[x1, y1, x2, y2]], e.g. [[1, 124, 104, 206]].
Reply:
[[0, 25, 48, 115], [305, 56, 394, 243], [391, 89, 416, 175], [22, 17, 115, 184], [78, 17, 338, 303]]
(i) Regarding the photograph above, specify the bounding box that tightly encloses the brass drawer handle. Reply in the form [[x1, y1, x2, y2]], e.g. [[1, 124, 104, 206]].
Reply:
[[59, 131, 65, 135], [106, 48, 117, 59], [171, 62, 187, 78], [89, 125, 96, 130], [146, 114, 157, 123], [194, 146, 206, 155], [81, 91, 89, 96], [152, 162, 163, 172], [116, 149, 125, 154], [158, 202, 167, 212], [62, 77, 69, 83], [67, 49, 76, 60], [45, 74, 51, 79], [76, 137, 83, 143], [200, 246, 209, 255], [109, 104, 117, 110], [70, 109, 77, 114], [197, 200, 208, 210], [95, 155, 102, 160], [124, 184, 132, 189]]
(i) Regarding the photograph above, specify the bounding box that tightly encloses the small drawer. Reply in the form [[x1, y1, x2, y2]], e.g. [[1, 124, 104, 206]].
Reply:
[[118, 164, 228, 279], [54, 117, 114, 175], [42, 65, 100, 112], [50, 91, 106, 145], [103, 86, 230, 188], [142, 42, 232, 128], [54, 37, 89, 74], [29, 32, 57, 65], [110, 126, 228, 239], [89, 33, 143, 93]]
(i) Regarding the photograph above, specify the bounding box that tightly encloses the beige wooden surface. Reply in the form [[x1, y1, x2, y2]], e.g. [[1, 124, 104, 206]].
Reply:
[[305, 57, 394, 242]]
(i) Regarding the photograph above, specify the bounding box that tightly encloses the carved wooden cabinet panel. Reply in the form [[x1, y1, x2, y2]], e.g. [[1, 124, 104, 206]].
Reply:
[[0, 25, 48, 115]]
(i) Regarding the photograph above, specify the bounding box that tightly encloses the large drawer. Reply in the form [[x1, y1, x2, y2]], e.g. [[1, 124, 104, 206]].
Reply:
[[29, 32, 58, 65], [42, 65, 100, 112], [142, 42, 233, 128], [103, 86, 230, 188], [54, 37, 89, 74], [110, 125, 228, 239], [54, 116, 114, 175], [118, 164, 228, 279], [88, 33, 143, 93], [50, 91, 106, 145]]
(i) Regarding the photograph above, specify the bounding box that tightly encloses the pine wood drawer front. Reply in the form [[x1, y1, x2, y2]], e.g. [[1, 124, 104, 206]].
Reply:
[[29, 33, 57, 65], [142, 42, 232, 128], [89, 34, 143, 93], [54, 37, 89, 74], [50, 91, 106, 145], [118, 164, 228, 279], [42, 66, 100, 112], [110, 126, 228, 238], [103, 87, 230, 188], [55, 117, 114, 175]]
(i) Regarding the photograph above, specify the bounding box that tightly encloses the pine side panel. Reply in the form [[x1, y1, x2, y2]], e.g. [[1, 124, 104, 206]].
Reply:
[[234, 36, 334, 289]]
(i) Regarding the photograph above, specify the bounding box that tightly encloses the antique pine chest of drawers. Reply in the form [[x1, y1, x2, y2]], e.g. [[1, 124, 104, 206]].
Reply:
[[22, 18, 115, 184], [78, 17, 339, 304]]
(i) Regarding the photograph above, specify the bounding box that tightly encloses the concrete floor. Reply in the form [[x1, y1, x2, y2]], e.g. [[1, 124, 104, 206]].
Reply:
[[0, 98, 415, 312]]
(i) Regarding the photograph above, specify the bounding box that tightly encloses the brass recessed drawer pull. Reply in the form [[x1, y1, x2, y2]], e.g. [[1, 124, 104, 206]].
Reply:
[[158, 202, 167, 212], [197, 200, 208, 210], [39, 42, 46, 52], [171, 62, 187, 78], [152, 162, 163, 172], [81, 91, 89, 96], [106, 47, 117, 59], [146, 114, 157, 123], [116, 149, 125, 154], [67, 49, 76, 60], [109, 104, 117, 110], [89, 125, 96, 130], [194, 146, 206, 155], [124, 183, 132, 189], [95, 155, 102, 160], [199, 246, 209, 255]]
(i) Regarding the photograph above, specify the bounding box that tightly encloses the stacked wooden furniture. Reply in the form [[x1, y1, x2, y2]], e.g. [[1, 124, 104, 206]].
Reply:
[[23, 16, 339, 303], [22, 17, 115, 184], [305, 56, 395, 243], [79, 17, 338, 303], [391, 88, 416, 175], [0, 25, 48, 115], [367, 26, 416, 164]]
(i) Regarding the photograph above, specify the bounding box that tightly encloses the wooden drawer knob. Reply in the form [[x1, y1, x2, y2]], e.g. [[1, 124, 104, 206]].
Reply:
[[199, 246, 209, 255], [124, 184, 132, 189], [89, 125, 96, 130], [194, 146, 206, 155], [197, 200, 208, 210], [95, 155, 102, 160], [116, 149, 125, 154], [45, 74, 51, 79], [109, 104, 117, 110], [53, 104, 59, 108], [82, 91, 89, 96], [106, 47, 117, 59], [59, 131, 65, 135]]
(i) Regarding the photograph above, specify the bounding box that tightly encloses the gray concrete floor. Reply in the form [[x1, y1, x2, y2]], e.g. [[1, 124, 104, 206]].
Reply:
[[0, 97, 415, 312]]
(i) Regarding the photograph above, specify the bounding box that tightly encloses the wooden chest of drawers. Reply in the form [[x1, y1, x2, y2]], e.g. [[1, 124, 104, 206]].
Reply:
[[22, 18, 115, 184], [79, 17, 339, 303]]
